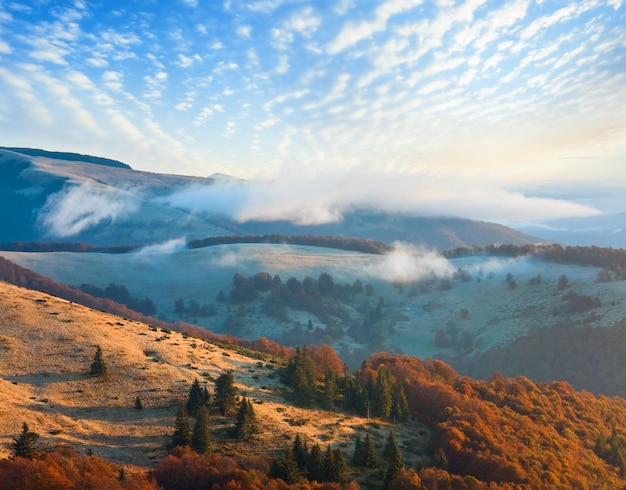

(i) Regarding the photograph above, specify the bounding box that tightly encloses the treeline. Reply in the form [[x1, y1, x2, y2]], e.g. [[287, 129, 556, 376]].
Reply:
[[188, 234, 391, 255], [447, 315, 626, 398], [444, 243, 626, 271], [78, 283, 157, 316], [0, 146, 132, 169], [0, 241, 140, 253]]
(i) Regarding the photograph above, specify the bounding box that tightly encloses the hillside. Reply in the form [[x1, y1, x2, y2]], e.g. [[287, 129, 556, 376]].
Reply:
[[0, 280, 413, 469], [0, 148, 542, 248]]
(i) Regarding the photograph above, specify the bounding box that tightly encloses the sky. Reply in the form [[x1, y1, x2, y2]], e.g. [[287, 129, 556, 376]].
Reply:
[[0, 0, 625, 224]]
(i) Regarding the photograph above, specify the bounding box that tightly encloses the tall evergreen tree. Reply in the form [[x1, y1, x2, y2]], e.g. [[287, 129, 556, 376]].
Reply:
[[214, 370, 238, 416], [374, 365, 393, 418], [383, 430, 398, 461], [186, 379, 210, 417], [307, 443, 324, 482], [286, 346, 317, 404], [232, 397, 257, 440], [352, 436, 364, 466], [323, 367, 339, 409], [170, 400, 192, 450], [293, 433, 309, 470], [362, 433, 378, 468], [329, 449, 349, 484], [89, 345, 109, 379], [191, 406, 212, 455], [384, 439, 404, 489], [391, 382, 410, 422], [9, 422, 39, 459], [271, 448, 302, 484]]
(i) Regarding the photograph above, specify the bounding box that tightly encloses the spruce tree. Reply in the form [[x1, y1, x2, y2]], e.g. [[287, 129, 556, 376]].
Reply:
[[191, 405, 212, 455], [391, 382, 410, 422], [186, 379, 210, 417], [232, 397, 257, 440], [170, 400, 192, 450], [383, 429, 398, 461], [9, 422, 39, 459], [374, 365, 393, 418], [384, 439, 404, 489], [214, 370, 238, 416], [307, 443, 324, 482], [89, 345, 109, 379], [363, 433, 378, 468], [271, 448, 302, 485], [293, 433, 309, 470], [352, 436, 364, 466]]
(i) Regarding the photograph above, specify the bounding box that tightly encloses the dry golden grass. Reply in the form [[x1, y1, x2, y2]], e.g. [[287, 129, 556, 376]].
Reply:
[[0, 280, 426, 471]]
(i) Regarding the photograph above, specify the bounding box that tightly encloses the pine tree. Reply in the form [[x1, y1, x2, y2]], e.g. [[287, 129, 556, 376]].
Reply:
[[170, 400, 192, 450], [271, 448, 302, 484], [322, 445, 335, 482], [9, 422, 39, 459], [186, 379, 210, 417], [134, 396, 143, 410], [374, 365, 393, 418], [307, 443, 324, 482], [384, 439, 404, 489], [191, 405, 212, 455], [214, 370, 238, 416], [363, 433, 378, 468], [323, 367, 339, 409], [293, 433, 309, 470], [89, 345, 109, 379], [383, 430, 398, 461], [352, 436, 364, 466], [327, 448, 349, 484], [232, 397, 257, 440], [391, 382, 409, 422]]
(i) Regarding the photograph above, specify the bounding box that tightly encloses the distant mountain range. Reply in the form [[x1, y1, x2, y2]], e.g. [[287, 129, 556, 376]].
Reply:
[[0, 147, 543, 249]]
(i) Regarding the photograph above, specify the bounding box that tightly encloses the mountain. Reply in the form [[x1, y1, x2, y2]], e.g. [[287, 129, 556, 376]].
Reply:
[[0, 148, 543, 248], [516, 213, 626, 248]]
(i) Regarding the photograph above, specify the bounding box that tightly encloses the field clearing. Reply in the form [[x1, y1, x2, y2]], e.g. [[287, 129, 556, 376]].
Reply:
[[2, 245, 625, 362]]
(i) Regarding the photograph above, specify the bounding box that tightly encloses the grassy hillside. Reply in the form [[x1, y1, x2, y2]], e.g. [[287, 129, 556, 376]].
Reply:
[[3, 280, 626, 488]]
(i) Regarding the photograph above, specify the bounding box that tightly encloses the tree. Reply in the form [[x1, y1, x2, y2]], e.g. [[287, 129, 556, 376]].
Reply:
[[284, 346, 317, 405], [89, 345, 109, 379], [170, 400, 192, 450], [186, 379, 210, 417], [307, 443, 324, 482], [134, 396, 143, 410], [391, 383, 410, 422], [232, 397, 257, 440], [9, 423, 39, 459], [362, 433, 378, 468], [374, 365, 393, 418], [191, 406, 212, 455], [558, 274, 569, 290], [214, 371, 238, 416], [271, 448, 302, 485], [384, 439, 404, 489], [383, 430, 398, 461]]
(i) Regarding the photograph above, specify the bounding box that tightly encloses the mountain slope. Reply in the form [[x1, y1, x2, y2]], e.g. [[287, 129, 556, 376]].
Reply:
[[0, 148, 543, 248]]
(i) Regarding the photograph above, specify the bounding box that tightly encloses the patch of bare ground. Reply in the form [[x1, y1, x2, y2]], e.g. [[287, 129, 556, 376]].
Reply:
[[0, 280, 430, 472]]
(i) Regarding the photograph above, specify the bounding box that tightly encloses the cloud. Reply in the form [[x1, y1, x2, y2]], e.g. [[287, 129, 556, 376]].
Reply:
[[364, 242, 454, 283], [159, 169, 601, 227], [38, 182, 140, 237], [135, 237, 187, 255]]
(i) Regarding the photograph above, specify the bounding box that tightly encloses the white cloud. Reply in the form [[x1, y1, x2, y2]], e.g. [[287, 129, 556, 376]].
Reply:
[[38, 182, 140, 237], [177, 53, 202, 67], [236, 25, 252, 38]]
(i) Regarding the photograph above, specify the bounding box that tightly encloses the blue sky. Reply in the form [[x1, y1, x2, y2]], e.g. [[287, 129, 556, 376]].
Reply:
[[0, 0, 625, 224]]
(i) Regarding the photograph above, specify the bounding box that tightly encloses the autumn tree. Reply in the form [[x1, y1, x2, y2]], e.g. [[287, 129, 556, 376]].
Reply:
[[9, 422, 39, 459]]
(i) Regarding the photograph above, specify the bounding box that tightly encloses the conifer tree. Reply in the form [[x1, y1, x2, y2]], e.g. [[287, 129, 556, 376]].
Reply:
[[271, 448, 302, 484], [322, 445, 335, 482], [214, 370, 238, 416], [307, 443, 324, 482], [285, 346, 317, 405], [9, 422, 39, 459], [329, 448, 349, 484], [89, 345, 109, 379], [293, 433, 309, 470], [352, 436, 364, 466], [323, 367, 339, 409], [383, 429, 398, 461], [362, 433, 378, 468], [374, 365, 393, 418], [391, 382, 410, 422], [134, 396, 143, 410], [232, 397, 257, 440], [191, 405, 212, 455], [170, 400, 192, 450], [384, 438, 404, 489], [186, 379, 210, 417]]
